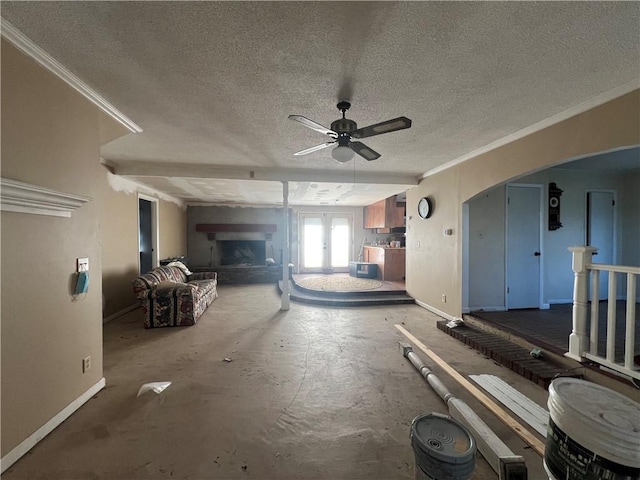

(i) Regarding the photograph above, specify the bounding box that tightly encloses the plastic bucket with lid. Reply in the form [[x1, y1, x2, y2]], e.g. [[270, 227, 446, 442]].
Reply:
[[544, 377, 640, 480], [410, 412, 476, 480]]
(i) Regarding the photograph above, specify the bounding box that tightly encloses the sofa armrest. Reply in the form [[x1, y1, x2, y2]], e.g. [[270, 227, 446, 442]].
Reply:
[[188, 271, 217, 282]]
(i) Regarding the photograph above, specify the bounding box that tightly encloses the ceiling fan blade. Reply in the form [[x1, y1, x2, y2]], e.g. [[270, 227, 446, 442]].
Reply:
[[288, 115, 338, 138], [350, 141, 381, 161], [293, 141, 336, 156], [352, 116, 412, 139]]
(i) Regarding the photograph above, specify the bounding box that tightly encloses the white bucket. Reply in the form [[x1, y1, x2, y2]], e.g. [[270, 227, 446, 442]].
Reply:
[[544, 378, 640, 480], [410, 413, 476, 480]]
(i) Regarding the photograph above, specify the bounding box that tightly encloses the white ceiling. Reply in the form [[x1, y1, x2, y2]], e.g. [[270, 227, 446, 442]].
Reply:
[[2, 2, 639, 206]]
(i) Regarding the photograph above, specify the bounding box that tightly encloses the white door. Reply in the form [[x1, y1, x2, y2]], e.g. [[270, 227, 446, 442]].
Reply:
[[506, 185, 542, 309], [587, 191, 615, 300], [300, 213, 352, 273]]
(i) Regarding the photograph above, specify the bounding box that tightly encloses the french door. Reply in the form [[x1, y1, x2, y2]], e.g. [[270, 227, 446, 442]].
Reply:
[[299, 213, 352, 273]]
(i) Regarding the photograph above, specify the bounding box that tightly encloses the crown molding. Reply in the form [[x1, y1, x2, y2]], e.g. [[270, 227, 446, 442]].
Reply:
[[1, 18, 142, 134], [1, 178, 91, 217], [422, 79, 640, 179]]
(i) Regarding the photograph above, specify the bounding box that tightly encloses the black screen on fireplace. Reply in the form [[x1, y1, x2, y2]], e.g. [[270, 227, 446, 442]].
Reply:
[[219, 240, 266, 266]]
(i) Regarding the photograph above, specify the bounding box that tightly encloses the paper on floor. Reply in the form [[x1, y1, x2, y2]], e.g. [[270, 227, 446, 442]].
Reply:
[[137, 381, 172, 398]]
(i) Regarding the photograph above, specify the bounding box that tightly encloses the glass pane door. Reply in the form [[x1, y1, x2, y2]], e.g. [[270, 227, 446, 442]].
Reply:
[[299, 213, 352, 273], [330, 216, 350, 269], [302, 216, 323, 270]]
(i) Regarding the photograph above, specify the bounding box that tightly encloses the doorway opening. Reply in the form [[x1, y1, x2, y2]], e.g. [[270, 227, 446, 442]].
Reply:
[[138, 195, 159, 274]]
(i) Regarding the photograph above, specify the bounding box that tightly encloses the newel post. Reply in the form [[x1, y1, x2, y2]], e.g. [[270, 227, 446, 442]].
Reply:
[[566, 246, 597, 361]]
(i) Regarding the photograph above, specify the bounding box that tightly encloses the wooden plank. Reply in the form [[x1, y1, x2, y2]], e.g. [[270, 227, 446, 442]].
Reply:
[[395, 324, 546, 457], [195, 223, 277, 233], [470, 374, 549, 437]]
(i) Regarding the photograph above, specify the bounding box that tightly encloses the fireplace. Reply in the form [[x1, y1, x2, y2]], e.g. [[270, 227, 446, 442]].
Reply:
[[195, 224, 279, 280], [218, 240, 266, 266]]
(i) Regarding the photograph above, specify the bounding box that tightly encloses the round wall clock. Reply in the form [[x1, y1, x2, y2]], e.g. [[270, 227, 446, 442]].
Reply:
[[418, 196, 433, 219]]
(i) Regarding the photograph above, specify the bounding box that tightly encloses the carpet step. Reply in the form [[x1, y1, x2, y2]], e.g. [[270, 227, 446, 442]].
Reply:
[[277, 280, 415, 307]]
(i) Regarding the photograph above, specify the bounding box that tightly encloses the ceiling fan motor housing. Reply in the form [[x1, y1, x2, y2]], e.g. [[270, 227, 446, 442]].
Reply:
[[330, 118, 357, 135]]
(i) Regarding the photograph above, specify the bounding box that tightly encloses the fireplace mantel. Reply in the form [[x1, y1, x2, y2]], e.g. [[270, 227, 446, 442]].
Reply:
[[196, 223, 277, 233]]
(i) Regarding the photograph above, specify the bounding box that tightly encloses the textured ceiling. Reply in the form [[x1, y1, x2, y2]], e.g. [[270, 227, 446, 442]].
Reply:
[[2, 2, 639, 206]]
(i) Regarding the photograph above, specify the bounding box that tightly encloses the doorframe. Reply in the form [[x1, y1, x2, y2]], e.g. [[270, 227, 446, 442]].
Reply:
[[504, 183, 547, 310], [137, 193, 159, 273], [584, 189, 617, 263], [297, 211, 354, 273], [462, 202, 470, 314]]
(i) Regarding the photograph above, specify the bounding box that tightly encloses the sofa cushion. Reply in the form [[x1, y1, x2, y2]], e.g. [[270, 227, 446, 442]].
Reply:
[[188, 279, 217, 297], [156, 280, 192, 289]]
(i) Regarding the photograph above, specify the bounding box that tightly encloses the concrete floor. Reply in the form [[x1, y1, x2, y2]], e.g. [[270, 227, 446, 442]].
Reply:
[[4, 284, 549, 479]]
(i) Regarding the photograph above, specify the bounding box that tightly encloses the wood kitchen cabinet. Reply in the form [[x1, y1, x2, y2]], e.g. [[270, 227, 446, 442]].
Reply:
[[363, 196, 405, 230], [363, 246, 406, 281]]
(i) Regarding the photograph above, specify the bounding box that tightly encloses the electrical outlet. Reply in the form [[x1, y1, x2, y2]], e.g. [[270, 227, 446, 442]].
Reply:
[[442, 294, 447, 303], [82, 356, 91, 373]]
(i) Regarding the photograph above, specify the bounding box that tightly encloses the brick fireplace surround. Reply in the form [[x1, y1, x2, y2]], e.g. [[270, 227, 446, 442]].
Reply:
[[194, 223, 283, 285]]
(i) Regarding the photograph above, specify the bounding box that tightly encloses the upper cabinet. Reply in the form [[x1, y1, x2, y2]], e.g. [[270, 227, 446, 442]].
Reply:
[[363, 195, 405, 230]]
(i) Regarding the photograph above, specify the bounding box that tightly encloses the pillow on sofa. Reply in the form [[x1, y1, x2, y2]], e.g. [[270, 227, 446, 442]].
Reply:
[[166, 261, 192, 276]]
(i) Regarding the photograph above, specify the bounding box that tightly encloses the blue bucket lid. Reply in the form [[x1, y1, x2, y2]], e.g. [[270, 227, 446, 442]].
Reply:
[[410, 412, 476, 465]]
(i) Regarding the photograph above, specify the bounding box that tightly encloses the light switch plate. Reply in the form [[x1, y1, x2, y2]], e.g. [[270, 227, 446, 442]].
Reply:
[[77, 258, 89, 272]]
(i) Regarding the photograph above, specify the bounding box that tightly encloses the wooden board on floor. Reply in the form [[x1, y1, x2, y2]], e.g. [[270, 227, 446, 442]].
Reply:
[[395, 324, 546, 457], [470, 374, 549, 437]]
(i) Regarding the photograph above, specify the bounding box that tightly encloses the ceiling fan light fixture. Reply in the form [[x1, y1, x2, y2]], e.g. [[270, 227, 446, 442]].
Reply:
[[332, 144, 355, 163]]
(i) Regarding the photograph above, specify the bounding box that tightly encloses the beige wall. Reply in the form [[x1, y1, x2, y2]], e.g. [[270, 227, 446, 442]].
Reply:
[[100, 174, 187, 318], [0, 40, 188, 459], [158, 199, 187, 260], [406, 90, 640, 317], [1, 41, 113, 455], [99, 172, 139, 317]]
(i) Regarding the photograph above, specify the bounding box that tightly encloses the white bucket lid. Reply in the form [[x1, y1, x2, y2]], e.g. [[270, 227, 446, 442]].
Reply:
[[548, 378, 640, 468]]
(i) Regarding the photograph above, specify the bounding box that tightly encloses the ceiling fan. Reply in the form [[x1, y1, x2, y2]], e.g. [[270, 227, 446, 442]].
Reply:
[[289, 101, 412, 163]]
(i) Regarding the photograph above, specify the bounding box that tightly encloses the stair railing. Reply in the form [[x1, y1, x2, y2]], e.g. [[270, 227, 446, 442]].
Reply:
[[567, 246, 639, 380]]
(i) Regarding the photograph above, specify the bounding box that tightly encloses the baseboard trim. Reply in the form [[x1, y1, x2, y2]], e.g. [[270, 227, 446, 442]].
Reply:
[[415, 299, 456, 321], [103, 304, 139, 324], [0, 377, 106, 473], [548, 299, 572, 305]]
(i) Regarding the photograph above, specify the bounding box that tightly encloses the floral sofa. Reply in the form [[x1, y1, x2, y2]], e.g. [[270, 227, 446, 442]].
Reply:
[[132, 264, 218, 328]]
